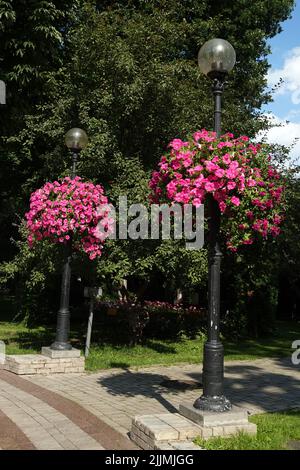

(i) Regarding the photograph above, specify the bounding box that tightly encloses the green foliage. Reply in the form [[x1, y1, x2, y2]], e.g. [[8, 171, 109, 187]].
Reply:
[[278, 175, 300, 283], [0, 315, 298, 370], [0, 222, 97, 324], [0, 0, 298, 328], [222, 241, 280, 337], [0, 222, 62, 323], [93, 300, 206, 345], [0, 0, 82, 259]]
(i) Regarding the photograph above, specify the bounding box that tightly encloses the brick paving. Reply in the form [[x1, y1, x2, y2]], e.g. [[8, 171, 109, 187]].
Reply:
[[0, 408, 35, 450], [0, 375, 104, 449], [26, 357, 300, 434], [0, 370, 137, 450], [0, 357, 299, 449]]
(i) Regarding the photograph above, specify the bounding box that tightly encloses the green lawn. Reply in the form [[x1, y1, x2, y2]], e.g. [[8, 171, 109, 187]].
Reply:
[[0, 322, 54, 354], [194, 410, 300, 450], [0, 318, 299, 371]]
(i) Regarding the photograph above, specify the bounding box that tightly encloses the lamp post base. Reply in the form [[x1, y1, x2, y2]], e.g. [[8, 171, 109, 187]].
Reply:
[[193, 394, 232, 413], [51, 308, 72, 351], [50, 341, 73, 351]]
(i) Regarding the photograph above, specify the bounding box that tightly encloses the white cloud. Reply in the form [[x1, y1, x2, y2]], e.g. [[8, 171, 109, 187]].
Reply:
[[268, 47, 300, 104], [258, 114, 300, 166]]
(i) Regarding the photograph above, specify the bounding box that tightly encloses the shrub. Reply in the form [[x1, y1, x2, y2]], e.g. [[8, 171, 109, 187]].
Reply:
[[94, 300, 206, 345]]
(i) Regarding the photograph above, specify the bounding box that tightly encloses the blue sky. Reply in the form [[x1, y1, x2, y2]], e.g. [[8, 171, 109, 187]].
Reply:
[[263, 0, 300, 164]]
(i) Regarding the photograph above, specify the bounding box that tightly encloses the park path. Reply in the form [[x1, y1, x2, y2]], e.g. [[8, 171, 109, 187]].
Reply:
[[0, 357, 299, 449], [0, 370, 137, 450]]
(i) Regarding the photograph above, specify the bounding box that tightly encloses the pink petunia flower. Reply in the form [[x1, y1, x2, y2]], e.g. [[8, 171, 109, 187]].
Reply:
[[231, 196, 241, 206]]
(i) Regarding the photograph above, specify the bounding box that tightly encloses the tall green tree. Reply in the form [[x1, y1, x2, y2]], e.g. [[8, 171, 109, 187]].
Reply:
[[0, 0, 81, 259], [0, 0, 297, 324]]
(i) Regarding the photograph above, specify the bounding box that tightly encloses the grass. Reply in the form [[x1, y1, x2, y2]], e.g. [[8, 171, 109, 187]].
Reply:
[[86, 320, 300, 370], [0, 317, 299, 371], [194, 410, 300, 450], [0, 322, 55, 355], [85, 337, 203, 370]]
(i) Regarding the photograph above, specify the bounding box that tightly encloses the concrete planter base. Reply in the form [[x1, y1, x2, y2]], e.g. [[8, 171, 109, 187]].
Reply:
[[130, 407, 256, 450], [4, 348, 84, 375]]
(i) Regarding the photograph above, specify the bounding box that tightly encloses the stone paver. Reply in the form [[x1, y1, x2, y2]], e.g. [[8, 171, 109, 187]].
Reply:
[[0, 407, 35, 450], [287, 440, 300, 450], [0, 378, 103, 449], [0, 371, 137, 450], [25, 357, 300, 436], [130, 411, 257, 449], [5, 353, 84, 375], [0, 357, 299, 449], [131, 413, 202, 449]]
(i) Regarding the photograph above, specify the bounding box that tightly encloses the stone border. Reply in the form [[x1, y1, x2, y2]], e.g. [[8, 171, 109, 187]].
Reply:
[[131, 413, 204, 450], [4, 348, 84, 375], [130, 410, 257, 450]]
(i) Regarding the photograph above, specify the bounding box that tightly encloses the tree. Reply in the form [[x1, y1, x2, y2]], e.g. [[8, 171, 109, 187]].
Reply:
[[0, 0, 297, 325], [0, 0, 81, 259]]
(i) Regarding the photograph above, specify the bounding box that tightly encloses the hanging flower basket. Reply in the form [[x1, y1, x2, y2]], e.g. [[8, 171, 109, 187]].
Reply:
[[26, 176, 113, 259], [149, 129, 285, 251]]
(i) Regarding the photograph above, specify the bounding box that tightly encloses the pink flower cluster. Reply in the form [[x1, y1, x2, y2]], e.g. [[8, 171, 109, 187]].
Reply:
[[149, 129, 285, 250], [26, 177, 113, 260]]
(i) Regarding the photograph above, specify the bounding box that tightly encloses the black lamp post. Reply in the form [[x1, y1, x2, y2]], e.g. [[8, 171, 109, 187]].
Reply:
[[51, 128, 89, 351], [194, 39, 236, 412]]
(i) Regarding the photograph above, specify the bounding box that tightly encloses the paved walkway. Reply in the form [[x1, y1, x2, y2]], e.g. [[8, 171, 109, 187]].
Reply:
[[0, 370, 137, 450], [0, 357, 299, 449]]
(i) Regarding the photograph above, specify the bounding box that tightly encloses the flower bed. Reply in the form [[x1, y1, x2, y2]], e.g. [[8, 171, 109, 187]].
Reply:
[[94, 300, 206, 345]]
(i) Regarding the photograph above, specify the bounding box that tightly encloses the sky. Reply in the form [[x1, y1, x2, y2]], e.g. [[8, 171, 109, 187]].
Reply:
[[263, 0, 300, 165]]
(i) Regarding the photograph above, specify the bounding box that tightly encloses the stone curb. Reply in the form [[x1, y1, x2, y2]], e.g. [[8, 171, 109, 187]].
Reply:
[[4, 349, 85, 375], [131, 411, 257, 449]]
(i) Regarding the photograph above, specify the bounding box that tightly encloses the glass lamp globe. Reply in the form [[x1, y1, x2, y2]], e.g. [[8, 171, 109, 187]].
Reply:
[[65, 128, 88, 151], [198, 38, 236, 78]]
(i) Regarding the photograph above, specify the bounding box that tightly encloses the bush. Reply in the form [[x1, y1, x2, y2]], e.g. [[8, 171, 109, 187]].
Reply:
[[94, 300, 206, 345]]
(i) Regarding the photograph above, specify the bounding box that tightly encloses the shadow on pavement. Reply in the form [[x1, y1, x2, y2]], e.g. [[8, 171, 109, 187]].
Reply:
[[98, 357, 300, 414]]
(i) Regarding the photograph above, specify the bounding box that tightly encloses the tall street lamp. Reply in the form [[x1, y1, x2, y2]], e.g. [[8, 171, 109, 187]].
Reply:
[[51, 128, 89, 350], [194, 39, 236, 412]]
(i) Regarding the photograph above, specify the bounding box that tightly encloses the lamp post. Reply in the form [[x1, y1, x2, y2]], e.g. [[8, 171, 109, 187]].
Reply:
[[194, 39, 236, 412], [51, 128, 88, 350]]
